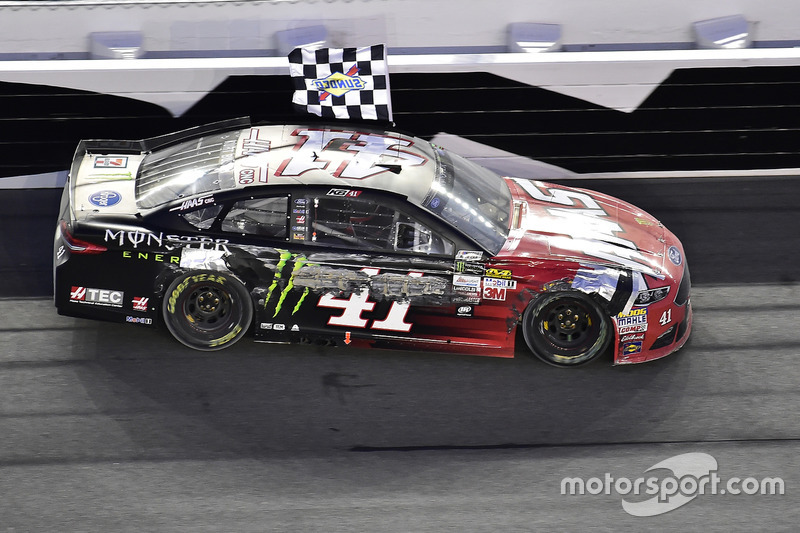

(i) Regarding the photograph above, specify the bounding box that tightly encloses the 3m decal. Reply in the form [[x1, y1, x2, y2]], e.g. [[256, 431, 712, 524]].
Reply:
[[70, 286, 124, 307], [483, 286, 507, 301]]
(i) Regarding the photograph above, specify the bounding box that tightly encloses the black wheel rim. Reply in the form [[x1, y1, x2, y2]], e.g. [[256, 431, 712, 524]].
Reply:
[[523, 293, 610, 366], [184, 284, 233, 331], [538, 299, 596, 353]]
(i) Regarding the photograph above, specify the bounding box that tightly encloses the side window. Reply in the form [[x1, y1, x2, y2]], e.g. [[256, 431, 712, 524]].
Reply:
[[182, 205, 224, 230], [308, 196, 453, 255], [221, 196, 288, 238]]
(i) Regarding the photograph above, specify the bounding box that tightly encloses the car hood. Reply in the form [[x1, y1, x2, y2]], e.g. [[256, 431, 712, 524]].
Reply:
[[499, 178, 667, 278]]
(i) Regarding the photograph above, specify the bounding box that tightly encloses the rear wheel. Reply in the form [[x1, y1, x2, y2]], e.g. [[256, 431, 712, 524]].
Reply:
[[163, 271, 252, 351], [522, 291, 611, 367]]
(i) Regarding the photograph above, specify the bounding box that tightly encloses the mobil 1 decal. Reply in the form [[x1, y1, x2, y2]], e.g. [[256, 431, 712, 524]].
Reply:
[[512, 179, 659, 278]]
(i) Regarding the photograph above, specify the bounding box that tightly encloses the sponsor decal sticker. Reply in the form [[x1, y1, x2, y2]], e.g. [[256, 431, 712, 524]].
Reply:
[[622, 341, 643, 355], [70, 286, 124, 307], [456, 305, 474, 318], [668, 246, 683, 266], [482, 286, 507, 301], [88, 190, 121, 208], [454, 260, 485, 275], [94, 157, 128, 168], [132, 296, 149, 312], [621, 333, 645, 342], [327, 188, 362, 198], [485, 268, 512, 279], [453, 275, 481, 288], [617, 308, 648, 334], [456, 250, 483, 262], [483, 278, 517, 289], [126, 316, 153, 325], [169, 195, 215, 212]]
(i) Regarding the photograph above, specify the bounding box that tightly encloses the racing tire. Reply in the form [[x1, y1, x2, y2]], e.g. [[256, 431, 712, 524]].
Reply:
[[162, 271, 253, 351], [521, 291, 611, 367]]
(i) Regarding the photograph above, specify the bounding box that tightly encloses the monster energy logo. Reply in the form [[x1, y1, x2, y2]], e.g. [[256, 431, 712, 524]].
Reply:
[[263, 251, 315, 317]]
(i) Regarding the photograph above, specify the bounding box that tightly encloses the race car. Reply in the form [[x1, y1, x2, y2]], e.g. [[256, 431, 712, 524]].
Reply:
[[54, 117, 691, 366]]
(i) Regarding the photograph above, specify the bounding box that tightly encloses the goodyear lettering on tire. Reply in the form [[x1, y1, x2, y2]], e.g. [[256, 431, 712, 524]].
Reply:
[[209, 324, 243, 348], [167, 273, 227, 314]]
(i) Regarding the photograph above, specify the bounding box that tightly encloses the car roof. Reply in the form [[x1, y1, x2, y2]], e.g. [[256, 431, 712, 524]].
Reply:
[[135, 124, 439, 211]]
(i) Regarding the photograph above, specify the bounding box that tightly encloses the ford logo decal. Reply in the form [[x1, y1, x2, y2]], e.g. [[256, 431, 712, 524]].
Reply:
[[667, 246, 682, 266], [89, 190, 121, 208]]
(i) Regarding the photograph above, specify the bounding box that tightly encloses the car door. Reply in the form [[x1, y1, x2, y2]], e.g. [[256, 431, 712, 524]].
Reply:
[[228, 188, 464, 347]]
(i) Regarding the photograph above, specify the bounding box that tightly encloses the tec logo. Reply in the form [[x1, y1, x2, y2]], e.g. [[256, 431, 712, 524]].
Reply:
[[312, 65, 367, 100], [70, 286, 124, 307]]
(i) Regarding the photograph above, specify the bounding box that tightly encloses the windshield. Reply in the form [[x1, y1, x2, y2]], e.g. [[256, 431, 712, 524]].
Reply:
[[421, 144, 511, 254], [136, 131, 239, 209]]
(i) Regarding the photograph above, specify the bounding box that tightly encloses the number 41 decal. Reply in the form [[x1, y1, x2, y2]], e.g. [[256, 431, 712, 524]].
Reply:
[[659, 309, 672, 326]]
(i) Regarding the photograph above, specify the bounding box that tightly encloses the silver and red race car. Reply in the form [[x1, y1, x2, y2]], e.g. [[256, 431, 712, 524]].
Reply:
[[54, 118, 691, 366]]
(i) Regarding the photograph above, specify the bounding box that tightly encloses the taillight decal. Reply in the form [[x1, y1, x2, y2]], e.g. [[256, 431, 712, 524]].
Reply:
[[59, 220, 107, 254]]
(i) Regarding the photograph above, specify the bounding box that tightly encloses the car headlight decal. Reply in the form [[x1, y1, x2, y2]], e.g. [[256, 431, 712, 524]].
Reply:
[[634, 286, 671, 306]]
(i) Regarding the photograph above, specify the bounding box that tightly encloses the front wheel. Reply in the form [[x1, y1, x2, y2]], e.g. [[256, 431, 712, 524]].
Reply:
[[521, 291, 611, 367], [163, 271, 252, 351]]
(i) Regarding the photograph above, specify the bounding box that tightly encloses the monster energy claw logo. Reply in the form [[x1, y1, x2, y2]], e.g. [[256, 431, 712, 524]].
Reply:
[[264, 251, 315, 317]]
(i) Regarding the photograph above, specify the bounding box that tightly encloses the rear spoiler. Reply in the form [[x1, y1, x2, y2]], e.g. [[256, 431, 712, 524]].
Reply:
[[76, 116, 252, 155]]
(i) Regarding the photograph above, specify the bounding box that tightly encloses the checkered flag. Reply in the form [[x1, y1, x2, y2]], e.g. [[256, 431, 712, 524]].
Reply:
[[288, 44, 393, 122]]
